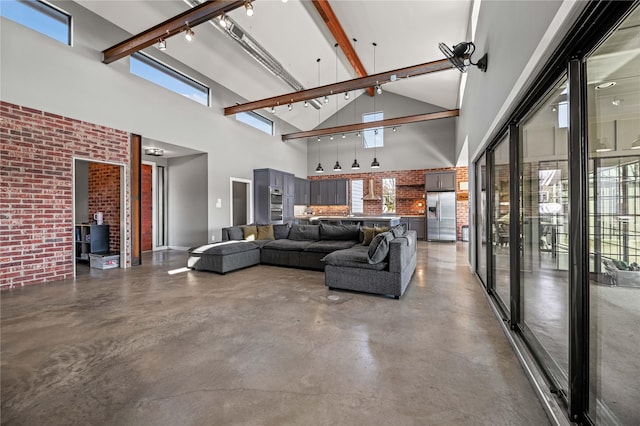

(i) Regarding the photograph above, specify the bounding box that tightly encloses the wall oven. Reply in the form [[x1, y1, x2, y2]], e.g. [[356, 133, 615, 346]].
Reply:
[[269, 188, 283, 223]]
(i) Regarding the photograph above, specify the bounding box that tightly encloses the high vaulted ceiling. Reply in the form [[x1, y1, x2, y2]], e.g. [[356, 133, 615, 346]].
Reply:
[[79, 0, 472, 132]]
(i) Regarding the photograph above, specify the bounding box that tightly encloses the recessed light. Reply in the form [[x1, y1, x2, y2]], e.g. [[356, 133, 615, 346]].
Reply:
[[595, 81, 616, 90]]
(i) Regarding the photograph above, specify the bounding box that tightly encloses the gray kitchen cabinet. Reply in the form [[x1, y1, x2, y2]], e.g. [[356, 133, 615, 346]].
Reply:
[[401, 217, 426, 240], [283, 195, 294, 223], [254, 168, 294, 224], [284, 173, 295, 197], [269, 171, 284, 189], [425, 171, 456, 191], [294, 177, 310, 205], [310, 179, 348, 205]]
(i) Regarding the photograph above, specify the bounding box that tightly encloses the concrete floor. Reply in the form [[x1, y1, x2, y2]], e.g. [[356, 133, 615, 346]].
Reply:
[[1, 242, 550, 425]]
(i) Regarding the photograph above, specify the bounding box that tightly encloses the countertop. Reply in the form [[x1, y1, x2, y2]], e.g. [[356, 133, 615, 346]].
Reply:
[[294, 215, 402, 221]]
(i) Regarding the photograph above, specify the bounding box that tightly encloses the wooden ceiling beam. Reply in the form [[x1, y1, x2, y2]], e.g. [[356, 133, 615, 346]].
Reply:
[[311, 0, 373, 96], [102, 0, 247, 64], [224, 58, 453, 116], [281, 109, 460, 141]]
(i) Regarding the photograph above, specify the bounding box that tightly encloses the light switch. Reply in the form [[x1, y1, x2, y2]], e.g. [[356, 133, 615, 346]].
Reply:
[[216, 198, 222, 208]]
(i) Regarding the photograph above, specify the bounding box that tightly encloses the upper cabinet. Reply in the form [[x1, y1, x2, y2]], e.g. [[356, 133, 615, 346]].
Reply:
[[425, 171, 456, 191], [310, 179, 348, 205], [294, 177, 310, 205]]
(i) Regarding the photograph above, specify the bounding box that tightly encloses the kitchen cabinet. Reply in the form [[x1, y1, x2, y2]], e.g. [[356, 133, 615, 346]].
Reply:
[[254, 168, 294, 224], [401, 217, 426, 240], [310, 179, 348, 205], [75, 224, 109, 261], [425, 171, 456, 191], [294, 177, 310, 205], [283, 195, 294, 223], [284, 174, 295, 197]]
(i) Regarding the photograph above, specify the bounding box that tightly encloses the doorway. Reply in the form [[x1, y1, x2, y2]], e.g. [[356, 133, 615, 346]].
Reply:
[[230, 178, 252, 226], [73, 158, 126, 276]]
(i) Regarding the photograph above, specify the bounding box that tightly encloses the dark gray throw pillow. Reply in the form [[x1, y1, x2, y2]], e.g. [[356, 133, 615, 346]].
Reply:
[[320, 223, 360, 241], [289, 224, 320, 241], [367, 231, 393, 264], [273, 223, 290, 240], [390, 224, 406, 238], [227, 226, 244, 240]]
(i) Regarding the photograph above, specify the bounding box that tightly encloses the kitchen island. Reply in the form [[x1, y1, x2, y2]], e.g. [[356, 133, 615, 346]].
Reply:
[[295, 216, 401, 227]]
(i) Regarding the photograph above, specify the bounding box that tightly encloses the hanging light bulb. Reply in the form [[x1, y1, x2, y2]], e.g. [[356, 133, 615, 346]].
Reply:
[[244, 1, 254, 16], [304, 101, 309, 108]]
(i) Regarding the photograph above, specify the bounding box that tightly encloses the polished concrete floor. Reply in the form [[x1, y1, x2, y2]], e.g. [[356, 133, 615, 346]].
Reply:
[[1, 242, 550, 425]]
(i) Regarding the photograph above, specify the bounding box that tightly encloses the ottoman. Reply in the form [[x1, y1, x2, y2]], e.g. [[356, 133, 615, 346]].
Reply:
[[187, 241, 260, 274]]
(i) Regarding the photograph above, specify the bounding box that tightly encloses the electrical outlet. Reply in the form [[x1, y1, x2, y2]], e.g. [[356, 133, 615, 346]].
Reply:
[[211, 235, 216, 241]]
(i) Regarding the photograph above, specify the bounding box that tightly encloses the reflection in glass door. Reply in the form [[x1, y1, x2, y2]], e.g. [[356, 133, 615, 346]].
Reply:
[[492, 136, 510, 312], [586, 6, 640, 424], [477, 154, 488, 286], [520, 77, 570, 393]]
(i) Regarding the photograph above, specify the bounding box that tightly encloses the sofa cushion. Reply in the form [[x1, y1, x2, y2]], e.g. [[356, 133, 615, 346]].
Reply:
[[320, 223, 360, 241], [227, 226, 244, 240], [273, 223, 290, 240], [368, 231, 394, 264], [262, 239, 314, 251], [304, 240, 359, 254], [189, 241, 259, 256], [322, 246, 388, 271], [242, 225, 258, 240], [257, 224, 275, 240], [289, 224, 320, 241]]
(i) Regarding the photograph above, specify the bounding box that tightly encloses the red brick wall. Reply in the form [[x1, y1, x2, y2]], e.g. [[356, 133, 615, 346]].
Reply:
[[141, 164, 152, 251], [0, 101, 130, 288], [308, 166, 469, 239], [456, 166, 470, 240], [88, 163, 121, 252]]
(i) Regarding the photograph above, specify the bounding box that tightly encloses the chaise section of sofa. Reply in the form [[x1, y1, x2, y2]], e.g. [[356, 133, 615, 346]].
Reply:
[[322, 230, 418, 299]]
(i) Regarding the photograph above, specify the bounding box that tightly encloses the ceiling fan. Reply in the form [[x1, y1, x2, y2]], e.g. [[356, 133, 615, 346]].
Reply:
[[438, 41, 488, 73]]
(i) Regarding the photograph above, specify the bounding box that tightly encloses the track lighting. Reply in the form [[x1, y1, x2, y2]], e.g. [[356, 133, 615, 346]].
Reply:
[[288, 103, 293, 111], [317, 137, 321, 142], [341, 134, 346, 139], [157, 39, 166, 50], [184, 22, 194, 42], [392, 127, 397, 132], [270, 106, 276, 114], [371, 157, 380, 168], [356, 131, 361, 137], [304, 101, 309, 108], [324, 96, 329, 104], [245, 1, 254, 16], [375, 85, 382, 95], [344, 92, 350, 100]]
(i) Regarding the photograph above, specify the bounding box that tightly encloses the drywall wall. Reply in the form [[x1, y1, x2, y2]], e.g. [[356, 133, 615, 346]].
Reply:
[[457, 0, 583, 163], [167, 154, 208, 248], [305, 92, 457, 175], [0, 2, 304, 241]]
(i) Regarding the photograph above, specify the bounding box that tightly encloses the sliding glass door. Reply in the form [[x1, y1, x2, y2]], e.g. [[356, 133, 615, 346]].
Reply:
[[492, 136, 511, 312]]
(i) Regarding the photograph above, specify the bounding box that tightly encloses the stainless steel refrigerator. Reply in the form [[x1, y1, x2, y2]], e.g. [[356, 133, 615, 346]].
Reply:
[[426, 192, 456, 241]]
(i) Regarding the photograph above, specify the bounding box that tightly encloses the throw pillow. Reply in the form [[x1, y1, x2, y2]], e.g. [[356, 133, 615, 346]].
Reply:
[[257, 224, 275, 240], [390, 224, 406, 238], [289, 224, 320, 241], [273, 223, 290, 240], [242, 225, 257, 241], [367, 231, 393, 264], [227, 226, 244, 240], [362, 227, 377, 246]]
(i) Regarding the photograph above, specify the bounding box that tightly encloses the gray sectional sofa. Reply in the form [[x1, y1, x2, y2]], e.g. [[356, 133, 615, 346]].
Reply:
[[216, 223, 417, 298]]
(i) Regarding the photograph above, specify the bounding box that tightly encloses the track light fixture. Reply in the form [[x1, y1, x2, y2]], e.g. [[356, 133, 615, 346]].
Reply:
[[184, 22, 194, 42], [342, 134, 346, 139], [157, 39, 166, 50], [288, 103, 293, 111], [375, 85, 382, 95], [304, 101, 309, 108], [324, 96, 329, 104], [392, 126, 397, 132], [270, 106, 276, 114], [317, 137, 321, 142], [438, 41, 488, 72], [330, 135, 334, 140], [344, 92, 350, 100], [356, 131, 361, 137], [244, 1, 254, 16]]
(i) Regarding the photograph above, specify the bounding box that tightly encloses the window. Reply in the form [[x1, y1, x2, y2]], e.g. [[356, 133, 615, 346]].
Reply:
[[130, 53, 209, 106], [351, 179, 363, 214], [382, 178, 396, 213], [1, 0, 71, 45], [236, 111, 273, 135], [363, 112, 383, 148]]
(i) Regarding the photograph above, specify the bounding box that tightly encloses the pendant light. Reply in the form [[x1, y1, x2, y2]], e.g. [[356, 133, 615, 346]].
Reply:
[[315, 58, 324, 173], [332, 42, 341, 172], [351, 37, 360, 170], [370, 42, 381, 169]]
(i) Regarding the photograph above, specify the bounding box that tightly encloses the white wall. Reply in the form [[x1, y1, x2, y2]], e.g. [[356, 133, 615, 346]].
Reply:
[[167, 154, 208, 248], [305, 92, 457, 175], [457, 0, 585, 163], [0, 2, 306, 242]]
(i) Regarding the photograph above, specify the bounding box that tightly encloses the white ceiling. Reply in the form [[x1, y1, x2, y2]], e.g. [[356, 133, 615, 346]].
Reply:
[[78, 0, 472, 131]]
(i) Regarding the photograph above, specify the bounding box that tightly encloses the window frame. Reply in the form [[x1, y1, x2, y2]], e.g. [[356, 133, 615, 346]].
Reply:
[[235, 111, 274, 136], [130, 52, 210, 107], [382, 177, 396, 213], [363, 111, 384, 148], [1, 0, 72, 45], [351, 179, 364, 214]]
